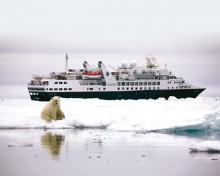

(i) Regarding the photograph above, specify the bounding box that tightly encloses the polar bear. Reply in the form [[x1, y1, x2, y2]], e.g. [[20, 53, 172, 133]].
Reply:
[[41, 96, 65, 122]]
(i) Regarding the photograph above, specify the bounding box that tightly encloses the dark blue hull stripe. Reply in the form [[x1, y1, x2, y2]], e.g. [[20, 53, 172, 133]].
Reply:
[[29, 89, 205, 101]]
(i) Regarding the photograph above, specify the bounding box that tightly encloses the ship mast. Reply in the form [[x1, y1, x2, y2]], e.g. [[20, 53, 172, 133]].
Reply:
[[65, 53, 68, 74]]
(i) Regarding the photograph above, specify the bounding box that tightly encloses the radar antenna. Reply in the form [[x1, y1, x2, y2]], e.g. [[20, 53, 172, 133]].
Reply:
[[65, 54, 69, 74]]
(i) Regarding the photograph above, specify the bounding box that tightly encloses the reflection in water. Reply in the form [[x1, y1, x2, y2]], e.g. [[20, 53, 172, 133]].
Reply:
[[41, 132, 65, 159], [189, 151, 220, 161]]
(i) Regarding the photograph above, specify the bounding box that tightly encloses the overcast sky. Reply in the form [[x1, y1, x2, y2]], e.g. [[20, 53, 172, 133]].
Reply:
[[0, 0, 220, 97], [1, 0, 220, 52]]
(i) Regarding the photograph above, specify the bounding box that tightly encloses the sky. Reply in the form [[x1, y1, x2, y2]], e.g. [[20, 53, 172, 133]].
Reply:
[[1, 0, 220, 52], [0, 0, 220, 97]]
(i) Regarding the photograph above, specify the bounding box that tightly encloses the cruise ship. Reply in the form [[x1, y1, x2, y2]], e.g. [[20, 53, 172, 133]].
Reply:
[[27, 54, 205, 101]]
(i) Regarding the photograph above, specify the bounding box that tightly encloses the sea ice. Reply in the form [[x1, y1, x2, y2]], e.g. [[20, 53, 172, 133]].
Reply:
[[189, 141, 220, 153], [0, 97, 220, 132]]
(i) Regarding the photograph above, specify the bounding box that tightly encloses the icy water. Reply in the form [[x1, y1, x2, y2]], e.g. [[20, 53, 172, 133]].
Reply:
[[1, 130, 220, 176], [1, 97, 220, 176]]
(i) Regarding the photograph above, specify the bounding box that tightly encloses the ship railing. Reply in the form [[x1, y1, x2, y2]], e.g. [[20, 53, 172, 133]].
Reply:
[[28, 82, 48, 86]]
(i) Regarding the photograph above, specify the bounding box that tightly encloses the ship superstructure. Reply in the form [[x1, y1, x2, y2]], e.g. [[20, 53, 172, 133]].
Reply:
[[27, 54, 205, 101]]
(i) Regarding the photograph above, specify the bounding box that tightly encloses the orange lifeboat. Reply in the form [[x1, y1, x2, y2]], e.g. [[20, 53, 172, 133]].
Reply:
[[82, 71, 102, 79]]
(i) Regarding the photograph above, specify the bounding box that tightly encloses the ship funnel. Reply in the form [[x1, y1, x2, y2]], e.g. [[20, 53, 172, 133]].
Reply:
[[65, 54, 68, 74]]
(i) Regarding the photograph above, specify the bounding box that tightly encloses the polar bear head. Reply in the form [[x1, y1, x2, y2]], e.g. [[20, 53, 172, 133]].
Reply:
[[51, 96, 60, 106]]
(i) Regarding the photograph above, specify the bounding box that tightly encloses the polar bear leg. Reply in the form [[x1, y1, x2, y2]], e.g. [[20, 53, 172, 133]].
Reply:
[[41, 114, 53, 123], [56, 110, 65, 120]]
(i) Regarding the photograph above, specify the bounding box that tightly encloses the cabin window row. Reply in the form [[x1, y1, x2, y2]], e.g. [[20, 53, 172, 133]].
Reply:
[[117, 81, 160, 86], [87, 88, 106, 91], [47, 88, 72, 91], [118, 87, 160, 90], [81, 82, 102, 86], [168, 81, 183, 84], [28, 87, 45, 91], [54, 81, 67, 84]]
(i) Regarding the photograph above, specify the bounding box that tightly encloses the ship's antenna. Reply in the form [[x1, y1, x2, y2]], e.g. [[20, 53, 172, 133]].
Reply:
[[65, 53, 68, 74]]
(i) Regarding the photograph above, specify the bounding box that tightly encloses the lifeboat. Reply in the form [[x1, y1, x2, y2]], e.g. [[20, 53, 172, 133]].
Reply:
[[82, 71, 102, 79]]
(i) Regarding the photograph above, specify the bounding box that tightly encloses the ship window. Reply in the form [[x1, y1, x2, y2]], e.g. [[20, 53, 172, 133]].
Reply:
[[157, 82, 160, 85], [55, 82, 58, 84], [54, 88, 58, 91], [148, 82, 151, 85], [69, 88, 72, 90], [135, 87, 138, 90], [149, 87, 151, 90], [122, 87, 124, 90], [59, 88, 63, 90], [144, 82, 147, 85], [126, 82, 129, 86], [103, 88, 106, 90], [168, 87, 169, 89], [49, 88, 53, 91], [144, 87, 146, 90], [135, 82, 138, 86], [130, 82, 134, 86], [152, 82, 156, 85], [157, 87, 160, 89], [64, 88, 67, 90], [153, 87, 155, 89], [127, 87, 129, 90], [64, 82, 67, 84], [131, 87, 133, 90], [172, 87, 174, 89], [59, 82, 63, 84], [117, 82, 121, 86], [140, 87, 142, 90], [118, 87, 120, 90], [122, 82, 125, 86], [139, 82, 143, 86], [90, 88, 93, 90], [43, 81, 49, 85]]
